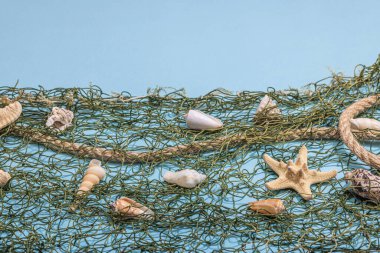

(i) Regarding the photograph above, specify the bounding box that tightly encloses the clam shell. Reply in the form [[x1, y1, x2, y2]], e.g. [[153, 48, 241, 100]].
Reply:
[[0, 170, 11, 187], [184, 110, 223, 130], [110, 197, 154, 220], [164, 169, 207, 188], [249, 199, 285, 215], [350, 118, 380, 131], [0, 101, 22, 130]]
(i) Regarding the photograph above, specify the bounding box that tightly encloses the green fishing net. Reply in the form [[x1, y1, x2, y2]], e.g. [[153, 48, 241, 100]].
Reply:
[[0, 56, 380, 252]]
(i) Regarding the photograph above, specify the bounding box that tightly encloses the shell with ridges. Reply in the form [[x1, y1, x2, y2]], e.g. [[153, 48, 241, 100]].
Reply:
[[0, 100, 22, 130], [344, 168, 380, 203], [110, 197, 154, 220], [46, 107, 74, 131], [0, 170, 11, 187], [184, 110, 223, 130], [249, 199, 285, 215], [164, 169, 207, 188], [77, 159, 106, 195], [350, 118, 380, 131]]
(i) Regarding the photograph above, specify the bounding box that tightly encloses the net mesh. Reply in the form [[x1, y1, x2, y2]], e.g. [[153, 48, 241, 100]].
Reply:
[[0, 56, 380, 252]]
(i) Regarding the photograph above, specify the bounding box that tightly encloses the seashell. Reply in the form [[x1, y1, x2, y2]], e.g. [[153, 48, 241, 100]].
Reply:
[[184, 110, 223, 130], [255, 95, 281, 116], [110, 197, 154, 220], [77, 159, 106, 195], [46, 107, 74, 131], [344, 168, 380, 203], [0, 170, 11, 187], [163, 169, 207, 188], [350, 118, 380, 131], [0, 100, 22, 130], [248, 199, 285, 215]]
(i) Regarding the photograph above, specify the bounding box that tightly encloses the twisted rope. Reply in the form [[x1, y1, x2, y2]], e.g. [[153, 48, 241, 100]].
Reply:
[[339, 94, 380, 169]]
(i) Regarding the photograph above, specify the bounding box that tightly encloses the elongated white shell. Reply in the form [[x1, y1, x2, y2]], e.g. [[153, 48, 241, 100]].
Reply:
[[184, 110, 223, 130], [110, 197, 154, 220], [46, 107, 74, 131], [256, 95, 281, 115], [0, 101, 22, 130], [350, 118, 380, 131], [77, 159, 106, 195], [0, 170, 11, 187], [164, 169, 207, 188]]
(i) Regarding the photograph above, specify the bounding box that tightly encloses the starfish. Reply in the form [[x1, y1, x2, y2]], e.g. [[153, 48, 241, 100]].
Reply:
[[263, 145, 337, 200]]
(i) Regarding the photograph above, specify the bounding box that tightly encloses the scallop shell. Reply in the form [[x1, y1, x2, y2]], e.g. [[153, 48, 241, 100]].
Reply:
[[249, 199, 285, 215], [345, 168, 380, 203], [163, 169, 207, 188], [255, 95, 281, 116], [46, 107, 74, 131], [184, 110, 223, 130], [0, 100, 22, 130], [350, 118, 380, 131], [110, 197, 154, 220], [0, 170, 11, 187], [77, 159, 106, 195]]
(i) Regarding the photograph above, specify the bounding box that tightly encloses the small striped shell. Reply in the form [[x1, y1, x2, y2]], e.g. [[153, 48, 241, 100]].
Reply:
[[249, 199, 285, 215], [350, 118, 380, 131], [110, 197, 154, 220], [345, 168, 380, 203], [77, 159, 106, 195], [0, 170, 11, 187], [0, 101, 22, 130]]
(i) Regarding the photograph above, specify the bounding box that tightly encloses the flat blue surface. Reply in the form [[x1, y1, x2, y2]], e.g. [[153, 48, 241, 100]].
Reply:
[[0, 0, 379, 96]]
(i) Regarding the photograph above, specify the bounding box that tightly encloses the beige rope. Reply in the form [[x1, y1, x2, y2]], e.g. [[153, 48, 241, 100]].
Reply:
[[339, 94, 380, 169]]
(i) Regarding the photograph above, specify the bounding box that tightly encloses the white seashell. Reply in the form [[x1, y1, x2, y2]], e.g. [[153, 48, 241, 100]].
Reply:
[[184, 110, 223, 130], [46, 107, 74, 131], [255, 95, 281, 115], [163, 169, 207, 188], [0, 100, 22, 130], [77, 159, 106, 195], [0, 170, 11, 187], [350, 118, 380, 131], [110, 197, 154, 220]]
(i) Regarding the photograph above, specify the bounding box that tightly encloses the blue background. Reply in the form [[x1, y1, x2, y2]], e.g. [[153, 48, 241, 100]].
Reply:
[[0, 0, 379, 96]]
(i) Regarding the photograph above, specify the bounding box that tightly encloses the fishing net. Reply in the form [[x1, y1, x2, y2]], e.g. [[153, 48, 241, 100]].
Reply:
[[0, 56, 380, 252]]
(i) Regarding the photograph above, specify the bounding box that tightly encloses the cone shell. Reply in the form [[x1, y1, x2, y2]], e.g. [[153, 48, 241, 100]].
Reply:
[[110, 197, 154, 220], [77, 159, 106, 195], [0, 170, 11, 187], [184, 110, 223, 130], [345, 168, 380, 203], [350, 118, 380, 131], [249, 199, 285, 215], [0, 101, 22, 130], [46, 107, 74, 131], [255, 95, 281, 116]]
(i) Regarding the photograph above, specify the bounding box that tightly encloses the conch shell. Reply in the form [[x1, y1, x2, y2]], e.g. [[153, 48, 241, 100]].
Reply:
[[46, 107, 74, 131], [249, 199, 285, 215], [110, 197, 154, 220], [77, 159, 106, 195], [163, 169, 207, 188], [345, 169, 380, 203], [350, 118, 380, 131], [0, 170, 11, 187], [0, 99, 22, 130], [184, 110, 223, 130], [255, 95, 281, 116]]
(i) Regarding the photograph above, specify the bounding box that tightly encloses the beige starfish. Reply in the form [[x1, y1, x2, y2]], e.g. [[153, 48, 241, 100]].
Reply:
[[263, 145, 337, 200]]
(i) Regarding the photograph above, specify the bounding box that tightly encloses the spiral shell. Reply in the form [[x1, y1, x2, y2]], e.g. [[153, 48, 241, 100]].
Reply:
[[249, 199, 285, 215], [77, 159, 106, 195], [0, 170, 11, 187], [0, 100, 22, 130], [350, 118, 380, 131], [110, 197, 154, 220], [184, 110, 223, 130], [345, 168, 380, 203]]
